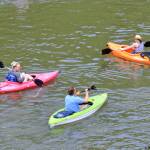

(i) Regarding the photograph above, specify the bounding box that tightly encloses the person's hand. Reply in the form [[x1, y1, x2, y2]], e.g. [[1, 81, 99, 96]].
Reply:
[[76, 90, 81, 96], [29, 75, 34, 80], [85, 89, 89, 93], [20, 72, 26, 78]]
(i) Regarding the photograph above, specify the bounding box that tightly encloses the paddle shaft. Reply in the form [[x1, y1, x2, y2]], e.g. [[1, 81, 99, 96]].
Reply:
[[79, 85, 97, 93]]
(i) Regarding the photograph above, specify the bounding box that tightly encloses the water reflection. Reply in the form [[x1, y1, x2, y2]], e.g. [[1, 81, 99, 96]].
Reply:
[[12, 0, 29, 11], [0, 0, 29, 11], [0, 92, 23, 102], [0, 0, 49, 12]]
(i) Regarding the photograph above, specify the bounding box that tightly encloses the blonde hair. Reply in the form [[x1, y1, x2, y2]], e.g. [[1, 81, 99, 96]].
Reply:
[[11, 61, 20, 68], [134, 35, 142, 41]]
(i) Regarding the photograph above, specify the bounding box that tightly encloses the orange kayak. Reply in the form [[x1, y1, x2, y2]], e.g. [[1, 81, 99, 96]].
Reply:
[[107, 42, 150, 65]]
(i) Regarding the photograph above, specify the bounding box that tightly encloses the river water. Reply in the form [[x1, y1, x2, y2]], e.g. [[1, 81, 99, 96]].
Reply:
[[0, 0, 150, 149]]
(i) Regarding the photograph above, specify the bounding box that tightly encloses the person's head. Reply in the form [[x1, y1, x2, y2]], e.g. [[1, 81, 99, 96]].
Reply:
[[67, 87, 76, 96], [134, 35, 142, 42], [11, 61, 21, 72]]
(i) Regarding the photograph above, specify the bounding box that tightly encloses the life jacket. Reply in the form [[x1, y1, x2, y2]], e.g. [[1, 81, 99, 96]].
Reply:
[[5, 72, 17, 82], [132, 42, 144, 54]]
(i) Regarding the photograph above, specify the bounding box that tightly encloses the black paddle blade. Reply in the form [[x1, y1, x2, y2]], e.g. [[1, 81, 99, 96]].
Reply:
[[87, 85, 96, 91], [101, 48, 112, 55], [0, 61, 4, 68], [80, 85, 97, 93], [79, 101, 93, 105], [144, 41, 150, 47], [34, 79, 44, 87], [90, 85, 97, 90]]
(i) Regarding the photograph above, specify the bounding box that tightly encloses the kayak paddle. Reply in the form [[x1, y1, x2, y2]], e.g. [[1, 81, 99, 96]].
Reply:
[[0, 61, 5, 68], [101, 48, 112, 55], [0, 61, 44, 87], [79, 85, 97, 105], [88, 85, 97, 91], [33, 79, 44, 87], [80, 85, 97, 93], [144, 41, 150, 47]]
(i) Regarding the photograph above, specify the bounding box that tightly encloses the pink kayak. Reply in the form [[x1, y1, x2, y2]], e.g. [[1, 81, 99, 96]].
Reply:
[[0, 71, 60, 94]]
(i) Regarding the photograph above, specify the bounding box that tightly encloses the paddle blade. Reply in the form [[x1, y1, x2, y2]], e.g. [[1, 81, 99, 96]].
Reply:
[[144, 41, 150, 47], [87, 85, 97, 91], [0, 61, 4, 68], [34, 79, 44, 87], [90, 85, 97, 90], [80, 85, 97, 93], [101, 48, 112, 55], [79, 101, 93, 105]]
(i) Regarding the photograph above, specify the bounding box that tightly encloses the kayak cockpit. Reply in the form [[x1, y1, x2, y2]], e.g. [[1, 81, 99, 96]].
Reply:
[[54, 101, 93, 118]]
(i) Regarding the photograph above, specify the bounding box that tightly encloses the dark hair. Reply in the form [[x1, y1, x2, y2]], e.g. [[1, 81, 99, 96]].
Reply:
[[67, 87, 75, 95]]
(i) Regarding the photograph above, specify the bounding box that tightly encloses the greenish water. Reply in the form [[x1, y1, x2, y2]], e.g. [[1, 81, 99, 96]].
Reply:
[[0, 0, 150, 149]]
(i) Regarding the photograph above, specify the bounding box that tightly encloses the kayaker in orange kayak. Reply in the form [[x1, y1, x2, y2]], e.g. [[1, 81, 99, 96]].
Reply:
[[5, 61, 33, 82], [120, 35, 144, 54]]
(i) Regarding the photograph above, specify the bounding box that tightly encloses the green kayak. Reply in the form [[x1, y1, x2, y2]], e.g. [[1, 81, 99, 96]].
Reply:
[[48, 93, 108, 128]]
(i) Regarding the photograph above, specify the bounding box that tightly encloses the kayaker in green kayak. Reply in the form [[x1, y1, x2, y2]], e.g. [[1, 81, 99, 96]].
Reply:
[[120, 35, 144, 54], [5, 61, 33, 83], [54, 87, 89, 118], [65, 87, 89, 112]]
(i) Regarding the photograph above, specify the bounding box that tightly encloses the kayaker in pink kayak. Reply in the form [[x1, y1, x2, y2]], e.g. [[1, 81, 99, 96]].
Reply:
[[120, 35, 144, 54], [5, 61, 33, 82]]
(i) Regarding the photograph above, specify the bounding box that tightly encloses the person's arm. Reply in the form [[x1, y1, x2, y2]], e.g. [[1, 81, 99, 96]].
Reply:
[[75, 89, 89, 104], [22, 73, 33, 82], [15, 72, 25, 83], [83, 89, 89, 102], [120, 42, 139, 51]]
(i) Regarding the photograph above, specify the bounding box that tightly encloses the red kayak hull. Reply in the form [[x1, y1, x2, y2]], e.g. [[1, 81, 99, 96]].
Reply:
[[0, 71, 59, 94]]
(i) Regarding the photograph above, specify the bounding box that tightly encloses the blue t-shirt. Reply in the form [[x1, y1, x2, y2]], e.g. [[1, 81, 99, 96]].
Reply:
[[65, 95, 84, 112]]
